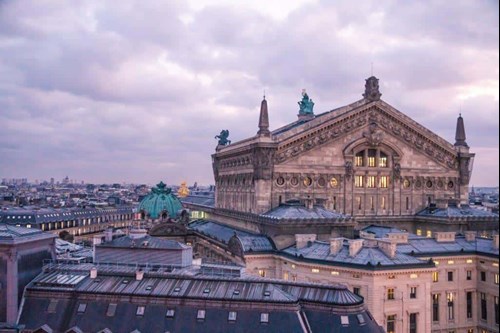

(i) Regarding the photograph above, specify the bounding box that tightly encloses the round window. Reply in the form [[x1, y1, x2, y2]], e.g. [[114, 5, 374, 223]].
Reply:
[[403, 179, 411, 188], [318, 177, 326, 187], [330, 177, 338, 188], [426, 180, 433, 188], [447, 181, 454, 189], [276, 176, 285, 186], [303, 177, 312, 187], [290, 177, 299, 186]]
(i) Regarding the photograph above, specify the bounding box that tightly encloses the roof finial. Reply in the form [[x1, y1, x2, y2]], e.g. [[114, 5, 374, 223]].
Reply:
[[454, 113, 468, 147], [263, 89, 266, 100], [257, 95, 270, 137], [371, 62, 373, 76]]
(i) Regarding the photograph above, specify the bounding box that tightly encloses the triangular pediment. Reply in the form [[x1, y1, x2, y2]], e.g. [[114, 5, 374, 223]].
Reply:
[[274, 100, 458, 169]]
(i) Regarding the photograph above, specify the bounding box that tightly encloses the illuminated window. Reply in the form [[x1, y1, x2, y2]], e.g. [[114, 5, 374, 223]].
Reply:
[[303, 177, 312, 187], [432, 272, 439, 282], [258, 269, 266, 277], [416, 229, 422, 236], [447, 293, 455, 320], [495, 273, 499, 285], [433, 294, 440, 322], [426, 230, 432, 238], [311, 268, 320, 273], [166, 309, 175, 318], [331, 271, 339, 276], [367, 176, 376, 188], [379, 152, 388, 167], [330, 177, 338, 188], [379, 176, 389, 188], [355, 152, 364, 167], [466, 259, 473, 264], [368, 149, 376, 167], [387, 315, 396, 333], [410, 287, 417, 299], [387, 288, 395, 300], [355, 175, 364, 188]]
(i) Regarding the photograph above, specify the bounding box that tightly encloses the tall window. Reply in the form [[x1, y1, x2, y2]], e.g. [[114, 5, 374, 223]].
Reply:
[[368, 149, 376, 167], [356, 196, 362, 210], [409, 313, 417, 333], [387, 288, 395, 300], [367, 176, 376, 188], [380, 176, 389, 188], [495, 273, 499, 285], [467, 291, 473, 319], [379, 152, 388, 167], [495, 296, 499, 325], [433, 272, 439, 282], [386, 315, 396, 333], [355, 152, 364, 167], [447, 292, 455, 320], [448, 271, 454, 281], [406, 197, 410, 210], [481, 293, 487, 321], [380, 196, 386, 209], [432, 294, 440, 322], [467, 270, 472, 280], [410, 287, 417, 299], [480, 271, 486, 282], [355, 175, 364, 188]]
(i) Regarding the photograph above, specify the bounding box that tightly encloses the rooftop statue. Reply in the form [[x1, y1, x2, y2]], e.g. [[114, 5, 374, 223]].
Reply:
[[215, 129, 231, 146], [177, 181, 190, 198], [298, 89, 314, 115]]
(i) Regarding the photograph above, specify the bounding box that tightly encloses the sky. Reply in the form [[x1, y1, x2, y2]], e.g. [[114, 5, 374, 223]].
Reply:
[[0, 0, 498, 187]]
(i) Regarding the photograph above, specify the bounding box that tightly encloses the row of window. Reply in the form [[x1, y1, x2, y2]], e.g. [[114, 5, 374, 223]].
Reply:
[[74, 302, 272, 323], [354, 175, 389, 188], [386, 287, 418, 300], [386, 313, 418, 333], [432, 271, 499, 284], [432, 292, 499, 325], [355, 149, 389, 168]]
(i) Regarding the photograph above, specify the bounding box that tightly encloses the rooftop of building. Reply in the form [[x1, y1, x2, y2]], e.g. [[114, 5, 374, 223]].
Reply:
[[260, 200, 351, 220], [97, 234, 191, 251], [189, 219, 274, 252], [138, 181, 184, 219], [0, 224, 56, 243], [416, 203, 499, 219], [18, 261, 383, 333], [181, 193, 215, 208]]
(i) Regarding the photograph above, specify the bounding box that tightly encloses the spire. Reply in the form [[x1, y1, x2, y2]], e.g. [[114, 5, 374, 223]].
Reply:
[[454, 113, 468, 147], [257, 96, 270, 136]]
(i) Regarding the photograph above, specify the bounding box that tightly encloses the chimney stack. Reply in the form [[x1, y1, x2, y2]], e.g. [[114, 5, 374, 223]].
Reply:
[[348, 239, 364, 257], [378, 239, 397, 259], [136, 269, 144, 281], [295, 234, 317, 249], [90, 267, 98, 279], [330, 238, 343, 255], [464, 231, 476, 242]]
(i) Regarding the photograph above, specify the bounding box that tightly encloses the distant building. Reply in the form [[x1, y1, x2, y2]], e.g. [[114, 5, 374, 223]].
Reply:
[[17, 262, 383, 332], [94, 228, 192, 267], [0, 225, 56, 326]]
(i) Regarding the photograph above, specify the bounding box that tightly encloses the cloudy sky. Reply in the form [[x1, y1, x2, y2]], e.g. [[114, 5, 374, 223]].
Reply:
[[1, 0, 498, 187]]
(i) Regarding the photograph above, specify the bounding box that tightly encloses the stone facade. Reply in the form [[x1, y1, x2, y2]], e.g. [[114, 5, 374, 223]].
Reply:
[[212, 77, 474, 221]]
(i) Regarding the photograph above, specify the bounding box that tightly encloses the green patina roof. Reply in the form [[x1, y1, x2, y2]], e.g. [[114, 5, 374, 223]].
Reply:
[[138, 181, 184, 219]]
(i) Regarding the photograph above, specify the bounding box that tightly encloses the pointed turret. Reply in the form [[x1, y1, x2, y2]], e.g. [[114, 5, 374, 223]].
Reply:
[[257, 96, 270, 136], [454, 114, 468, 147]]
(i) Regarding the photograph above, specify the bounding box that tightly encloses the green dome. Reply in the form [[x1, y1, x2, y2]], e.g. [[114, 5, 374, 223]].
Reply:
[[138, 181, 184, 219]]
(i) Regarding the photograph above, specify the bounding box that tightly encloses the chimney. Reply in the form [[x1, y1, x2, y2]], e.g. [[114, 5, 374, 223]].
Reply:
[[305, 198, 314, 209], [378, 239, 397, 259], [330, 238, 343, 255], [348, 239, 364, 257], [136, 269, 144, 281], [104, 228, 113, 242], [464, 231, 476, 242], [435, 232, 456, 243], [454, 114, 468, 147], [90, 266, 97, 279], [493, 235, 499, 250], [257, 97, 270, 137], [295, 234, 317, 249]]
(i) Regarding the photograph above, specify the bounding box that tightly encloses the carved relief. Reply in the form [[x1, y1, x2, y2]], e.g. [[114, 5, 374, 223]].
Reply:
[[363, 123, 383, 146]]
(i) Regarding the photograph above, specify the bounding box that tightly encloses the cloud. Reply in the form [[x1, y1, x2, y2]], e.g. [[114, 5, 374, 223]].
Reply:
[[0, 0, 498, 187]]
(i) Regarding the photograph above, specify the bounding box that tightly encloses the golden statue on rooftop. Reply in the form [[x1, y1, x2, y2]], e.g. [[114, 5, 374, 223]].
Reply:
[[177, 181, 190, 198]]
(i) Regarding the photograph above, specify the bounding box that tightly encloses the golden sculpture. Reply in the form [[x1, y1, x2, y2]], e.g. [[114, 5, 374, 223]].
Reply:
[[177, 181, 190, 198]]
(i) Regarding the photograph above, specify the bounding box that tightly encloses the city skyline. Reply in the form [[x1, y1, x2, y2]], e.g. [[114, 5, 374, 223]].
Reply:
[[1, 0, 498, 186]]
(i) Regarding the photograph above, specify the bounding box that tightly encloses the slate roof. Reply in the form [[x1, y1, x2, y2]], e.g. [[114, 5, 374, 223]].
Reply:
[[260, 201, 350, 220], [416, 204, 499, 218], [283, 240, 425, 267], [397, 236, 499, 257], [189, 220, 274, 252], [181, 194, 215, 208], [97, 235, 190, 250], [0, 206, 134, 225], [19, 264, 383, 332], [0, 224, 56, 243]]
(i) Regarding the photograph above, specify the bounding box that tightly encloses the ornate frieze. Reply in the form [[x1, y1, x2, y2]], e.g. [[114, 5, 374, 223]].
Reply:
[[274, 105, 458, 170]]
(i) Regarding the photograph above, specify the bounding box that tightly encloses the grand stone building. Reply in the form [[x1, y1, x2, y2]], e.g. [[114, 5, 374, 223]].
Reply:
[[211, 77, 488, 233]]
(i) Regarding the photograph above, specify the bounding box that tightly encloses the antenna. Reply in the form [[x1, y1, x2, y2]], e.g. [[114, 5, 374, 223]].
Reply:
[[371, 62, 374, 76], [263, 89, 266, 100]]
